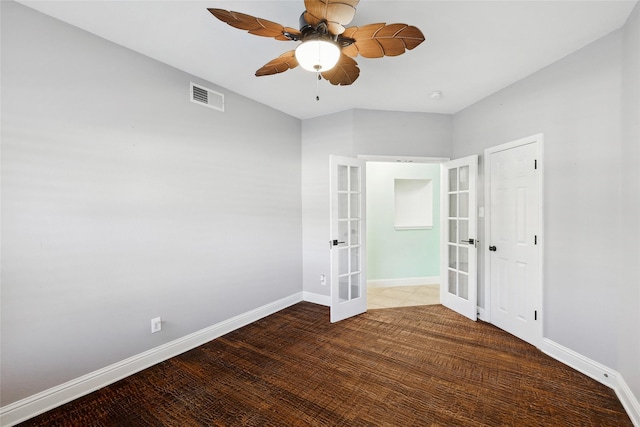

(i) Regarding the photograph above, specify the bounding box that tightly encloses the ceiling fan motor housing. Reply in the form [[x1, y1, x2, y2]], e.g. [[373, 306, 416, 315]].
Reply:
[[297, 13, 356, 49], [299, 12, 314, 35], [299, 13, 331, 40]]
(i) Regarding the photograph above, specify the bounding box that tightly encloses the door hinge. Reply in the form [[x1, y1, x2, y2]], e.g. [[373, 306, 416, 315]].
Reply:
[[534, 235, 537, 245], [534, 159, 538, 170], [534, 310, 538, 321]]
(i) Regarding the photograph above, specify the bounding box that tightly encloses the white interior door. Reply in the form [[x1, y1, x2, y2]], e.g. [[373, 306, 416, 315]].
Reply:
[[486, 137, 542, 346], [441, 156, 478, 321], [330, 155, 366, 323]]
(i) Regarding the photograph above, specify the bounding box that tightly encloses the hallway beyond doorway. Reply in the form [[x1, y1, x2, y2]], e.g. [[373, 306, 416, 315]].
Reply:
[[367, 285, 440, 309]]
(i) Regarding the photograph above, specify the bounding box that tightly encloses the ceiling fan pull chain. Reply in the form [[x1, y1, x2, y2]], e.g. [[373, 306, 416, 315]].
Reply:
[[316, 72, 321, 101]]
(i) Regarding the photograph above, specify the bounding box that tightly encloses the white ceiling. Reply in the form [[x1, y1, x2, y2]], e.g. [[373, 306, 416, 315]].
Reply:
[[19, 0, 638, 119]]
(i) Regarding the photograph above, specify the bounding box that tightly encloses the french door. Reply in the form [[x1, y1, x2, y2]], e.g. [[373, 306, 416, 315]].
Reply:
[[441, 156, 478, 321], [329, 156, 367, 323]]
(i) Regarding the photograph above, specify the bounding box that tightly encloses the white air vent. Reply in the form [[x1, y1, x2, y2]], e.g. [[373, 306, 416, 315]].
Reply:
[[190, 82, 224, 112]]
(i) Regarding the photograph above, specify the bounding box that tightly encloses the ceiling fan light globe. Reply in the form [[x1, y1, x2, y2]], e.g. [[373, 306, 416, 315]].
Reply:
[[295, 40, 340, 72]]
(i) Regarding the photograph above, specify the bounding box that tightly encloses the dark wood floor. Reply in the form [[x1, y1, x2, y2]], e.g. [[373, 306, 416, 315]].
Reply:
[[19, 303, 632, 426]]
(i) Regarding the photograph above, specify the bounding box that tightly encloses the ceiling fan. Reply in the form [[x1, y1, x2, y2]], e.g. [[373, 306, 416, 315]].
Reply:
[[208, 0, 425, 86]]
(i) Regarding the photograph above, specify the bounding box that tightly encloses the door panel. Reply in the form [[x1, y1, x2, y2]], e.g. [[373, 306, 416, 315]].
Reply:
[[441, 155, 478, 321], [330, 156, 366, 323], [486, 137, 542, 346]]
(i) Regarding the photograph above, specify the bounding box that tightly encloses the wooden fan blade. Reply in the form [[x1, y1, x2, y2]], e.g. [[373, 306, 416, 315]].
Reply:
[[303, 0, 359, 35], [208, 8, 301, 41], [321, 54, 360, 86], [341, 23, 425, 58], [255, 51, 299, 76]]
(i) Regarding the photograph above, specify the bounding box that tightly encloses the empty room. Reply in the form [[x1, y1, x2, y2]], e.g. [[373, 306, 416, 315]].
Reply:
[[1, 0, 639, 425]]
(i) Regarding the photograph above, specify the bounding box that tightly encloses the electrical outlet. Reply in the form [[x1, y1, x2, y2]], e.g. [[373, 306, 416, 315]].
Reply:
[[151, 317, 162, 333], [320, 274, 326, 286]]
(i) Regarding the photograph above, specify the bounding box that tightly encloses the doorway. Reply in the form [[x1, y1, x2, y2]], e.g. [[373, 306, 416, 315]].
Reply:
[[362, 157, 447, 310]]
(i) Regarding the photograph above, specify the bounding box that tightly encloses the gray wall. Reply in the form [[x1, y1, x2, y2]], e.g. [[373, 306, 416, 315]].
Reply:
[[352, 109, 453, 157], [619, 1, 640, 402], [452, 3, 639, 400], [1, 2, 302, 405], [301, 111, 355, 299], [301, 109, 452, 297]]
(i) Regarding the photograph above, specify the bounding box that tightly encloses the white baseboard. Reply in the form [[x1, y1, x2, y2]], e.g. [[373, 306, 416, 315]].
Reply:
[[303, 291, 330, 306], [367, 276, 439, 288], [540, 338, 640, 426], [540, 338, 618, 388], [0, 292, 304, 427], [617, 375, 640, 427]]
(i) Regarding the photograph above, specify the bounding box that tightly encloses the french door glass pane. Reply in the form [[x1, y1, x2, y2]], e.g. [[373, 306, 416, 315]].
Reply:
[[449, 168, 458, 191], [449, 220, 457, 243], [448, 245, 457, 269], [459, 193, 469, 217], [338, 165, 348, 191], [338, 193, 348, 219], [350, 166, 360, 191], [448, 270, 457, 294], [351, 247, 360, 272], [459, 246, 469, 273], [459, 220, 469, 243], [339, 276, 349, 302], [459, 166, 469, 191], [339, 248, 349, 275], [350, 220, 360, 246], [350, 194, 359, 218], [458, 273, 469, 299], [449, 194, 457, 217], [339, 220, 348, 244], [351, 273, 361, 298]]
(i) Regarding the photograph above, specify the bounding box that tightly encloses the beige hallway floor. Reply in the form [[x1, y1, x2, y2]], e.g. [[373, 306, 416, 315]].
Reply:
[[367, 284, 440, 309]]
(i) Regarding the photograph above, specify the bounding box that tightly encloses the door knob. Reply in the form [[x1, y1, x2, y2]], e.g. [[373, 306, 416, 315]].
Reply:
[[489, 245, 497, 251], [332, 239, 346, 246], [460, 238, 475, 245]]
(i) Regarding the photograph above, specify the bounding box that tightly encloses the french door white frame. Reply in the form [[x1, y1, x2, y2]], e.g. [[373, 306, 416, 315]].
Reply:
[[329, 155, 367, 323], [440, 155, 479, 321], [483, 134, 544, 346]]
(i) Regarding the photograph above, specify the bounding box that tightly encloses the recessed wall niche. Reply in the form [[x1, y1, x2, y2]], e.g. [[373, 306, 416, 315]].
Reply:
[[394, 178, 433, 230]]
